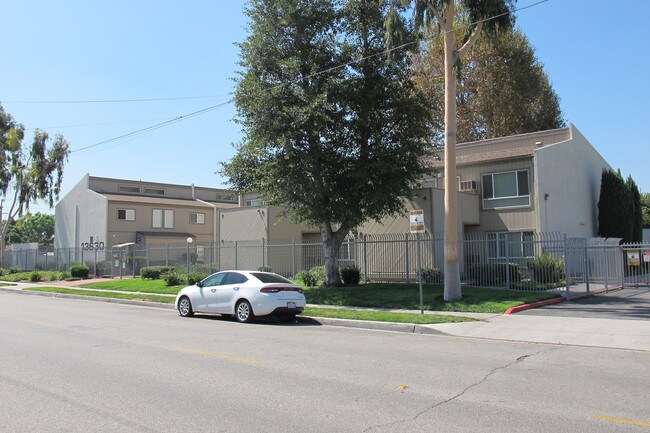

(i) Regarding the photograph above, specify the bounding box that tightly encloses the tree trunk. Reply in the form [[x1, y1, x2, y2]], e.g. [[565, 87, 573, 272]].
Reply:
[[320, 221, 349, 287], [442, 2, 462, 301]]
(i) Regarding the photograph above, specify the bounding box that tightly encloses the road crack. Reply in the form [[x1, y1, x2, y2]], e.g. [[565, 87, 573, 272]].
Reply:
[[363, 346, 562, 432]]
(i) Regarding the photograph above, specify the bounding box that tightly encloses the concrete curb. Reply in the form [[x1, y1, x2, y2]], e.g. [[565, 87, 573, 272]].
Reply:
[[296, 316, 442, 335], [504, 296, 566, 315], [2, 286, 445, 334]]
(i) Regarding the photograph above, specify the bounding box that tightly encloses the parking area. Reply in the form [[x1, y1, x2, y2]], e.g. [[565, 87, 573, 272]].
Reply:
[[521, 287, 650, 320]]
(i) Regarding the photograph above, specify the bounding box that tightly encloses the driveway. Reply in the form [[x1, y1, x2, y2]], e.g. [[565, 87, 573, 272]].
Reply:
[[520, 287, 650, 321]]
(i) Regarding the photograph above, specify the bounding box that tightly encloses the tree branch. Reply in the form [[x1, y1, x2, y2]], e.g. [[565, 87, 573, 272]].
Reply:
[[457, 20, 483, 60]]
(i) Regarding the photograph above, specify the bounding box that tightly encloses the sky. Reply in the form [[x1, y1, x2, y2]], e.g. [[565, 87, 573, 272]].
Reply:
[[1, 0, 649, 216]]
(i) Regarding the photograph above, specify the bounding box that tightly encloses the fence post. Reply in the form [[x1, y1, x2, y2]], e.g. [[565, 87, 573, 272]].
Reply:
[[132, 247, 136, 278], [505, 235, 511, 290], [235, 241, 238, 269], [262, 238, 266, 269], [564, 234, 570, 299], [584, 242, 590, 295], [405, 233, 410, 283], [363, 235, 368, 280], [604, 244, 609, 292], [291, 238, 296, 277]]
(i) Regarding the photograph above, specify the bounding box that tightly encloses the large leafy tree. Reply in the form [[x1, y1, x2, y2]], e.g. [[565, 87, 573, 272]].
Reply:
[[223, 0, 432, 286], [1, 103, 69, 264], [386, 0, 515, 301], [412, 25, 564, 145], [5, 212, 55, 245]]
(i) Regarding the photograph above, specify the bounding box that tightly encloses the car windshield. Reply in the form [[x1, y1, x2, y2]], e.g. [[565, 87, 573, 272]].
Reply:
[[251, 272, 293, 284]]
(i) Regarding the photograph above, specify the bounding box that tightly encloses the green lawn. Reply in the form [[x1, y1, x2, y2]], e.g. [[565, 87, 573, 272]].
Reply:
[[303, 283, 560, 314], [79, 278, 183, 294]]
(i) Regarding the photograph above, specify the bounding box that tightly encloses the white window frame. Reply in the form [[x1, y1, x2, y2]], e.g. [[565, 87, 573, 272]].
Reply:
[[153, 209, 174, 229], [117, 208, 135, 221], [482, 169, 530, 209], [190, 212, 205, 224], [245, 198, 264, 207], [487, 231, 535, 259]]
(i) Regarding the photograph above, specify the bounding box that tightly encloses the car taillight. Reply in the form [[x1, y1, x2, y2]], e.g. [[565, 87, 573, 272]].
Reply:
[[260, 287, 303, 293]]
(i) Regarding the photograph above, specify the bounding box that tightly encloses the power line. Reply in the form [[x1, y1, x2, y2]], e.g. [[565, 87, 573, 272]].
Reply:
[[65, 0, 550, 153], [70, 101, 232, 153]]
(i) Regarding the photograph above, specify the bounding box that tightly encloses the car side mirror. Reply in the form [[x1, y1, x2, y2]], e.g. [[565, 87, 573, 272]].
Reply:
[[196, 281, 203, 288]]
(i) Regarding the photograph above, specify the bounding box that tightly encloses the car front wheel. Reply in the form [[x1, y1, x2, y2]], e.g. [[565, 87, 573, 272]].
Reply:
[[178, 297, 194, 317], [235, 300, 255, 323]]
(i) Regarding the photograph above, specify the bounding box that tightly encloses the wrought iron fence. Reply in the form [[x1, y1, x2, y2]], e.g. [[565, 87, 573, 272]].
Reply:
[[621, 243, 650, 287], [1, 232, 625, 297]]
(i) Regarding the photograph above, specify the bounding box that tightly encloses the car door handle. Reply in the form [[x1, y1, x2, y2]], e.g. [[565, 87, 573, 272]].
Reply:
[[211, 289, 216, 293], [233, 287, 240, 291]]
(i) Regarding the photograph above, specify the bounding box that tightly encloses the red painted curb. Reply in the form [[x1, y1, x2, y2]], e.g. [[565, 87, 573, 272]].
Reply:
[[504, 296, 566, 315]]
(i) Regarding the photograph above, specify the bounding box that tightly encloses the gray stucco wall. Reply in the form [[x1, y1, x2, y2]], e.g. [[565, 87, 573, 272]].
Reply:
[[534, 124, 611, 237], [55, 174, 108, 250]]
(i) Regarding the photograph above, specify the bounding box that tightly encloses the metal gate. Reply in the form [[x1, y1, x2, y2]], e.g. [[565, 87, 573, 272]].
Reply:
[[622, 243, 650, 287]]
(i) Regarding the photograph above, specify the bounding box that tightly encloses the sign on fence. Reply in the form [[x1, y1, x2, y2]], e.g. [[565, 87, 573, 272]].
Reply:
[[627, 250, 640, 266], [409, 210, 425, 234], [644, 250, 650, 263]]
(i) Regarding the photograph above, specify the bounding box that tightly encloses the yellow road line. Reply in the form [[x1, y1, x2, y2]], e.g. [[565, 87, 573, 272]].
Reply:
[[176, 348, 262, 365], [595, 416, 650, 427], [21, 319, 62, 329]]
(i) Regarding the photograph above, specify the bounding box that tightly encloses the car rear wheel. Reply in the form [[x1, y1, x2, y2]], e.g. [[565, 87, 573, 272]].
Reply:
[[235, 300, 254, 323], [178, 296, 194, 317]]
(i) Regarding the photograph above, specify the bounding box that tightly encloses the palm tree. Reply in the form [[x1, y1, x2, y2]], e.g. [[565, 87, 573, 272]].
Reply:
[[387, 0, 515, 300]]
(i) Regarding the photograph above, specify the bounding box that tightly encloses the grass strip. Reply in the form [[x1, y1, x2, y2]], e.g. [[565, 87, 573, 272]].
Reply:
[[301, 307, 475, 324], [25, 287, 175, 303], [304, 283, 560, 314], [79, 279, 183, 294]]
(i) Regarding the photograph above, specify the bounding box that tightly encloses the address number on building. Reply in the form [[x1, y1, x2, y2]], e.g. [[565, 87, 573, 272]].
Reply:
[[81, 242, 105, 251]]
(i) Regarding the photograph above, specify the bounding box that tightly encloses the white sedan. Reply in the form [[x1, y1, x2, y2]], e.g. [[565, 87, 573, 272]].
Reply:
[[175, 270, 306, 323]]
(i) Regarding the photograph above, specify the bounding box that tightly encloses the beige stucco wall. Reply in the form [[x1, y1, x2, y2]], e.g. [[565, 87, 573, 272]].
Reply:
[[105, 199, 217, 246], [534, 124, 611, 237], [459, 159, 537, 234]]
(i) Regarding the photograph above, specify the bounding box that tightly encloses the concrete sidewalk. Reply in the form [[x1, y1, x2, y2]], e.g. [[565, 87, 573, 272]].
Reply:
[[3, 280, 649, 352]]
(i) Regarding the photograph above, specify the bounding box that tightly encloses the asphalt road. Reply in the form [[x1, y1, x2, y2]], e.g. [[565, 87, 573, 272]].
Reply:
[[1, 291, 649, 433], [521, 287, 650, 320]]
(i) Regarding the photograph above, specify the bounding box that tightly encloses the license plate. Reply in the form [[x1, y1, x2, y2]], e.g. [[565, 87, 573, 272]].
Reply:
[[287, 302, 296, 309]]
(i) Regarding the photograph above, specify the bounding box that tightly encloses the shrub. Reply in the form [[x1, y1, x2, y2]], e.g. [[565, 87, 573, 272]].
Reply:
[[295, 270, 317, 287], [29, 271, 42, 282], [257, 266, 272, 272], [8, 266, 21, 274], [141, 266, 175, 280], [162, 270, 185, 286], [187, 271, 208, 285], [310, 265, 326, 282], [420, 268, 443, 284], [470, 263, 521, 286], [69, 265, 90, 279], [340, 265, 361, 285], [526, 254, 564, 284], [95, 261, 112, 276]]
